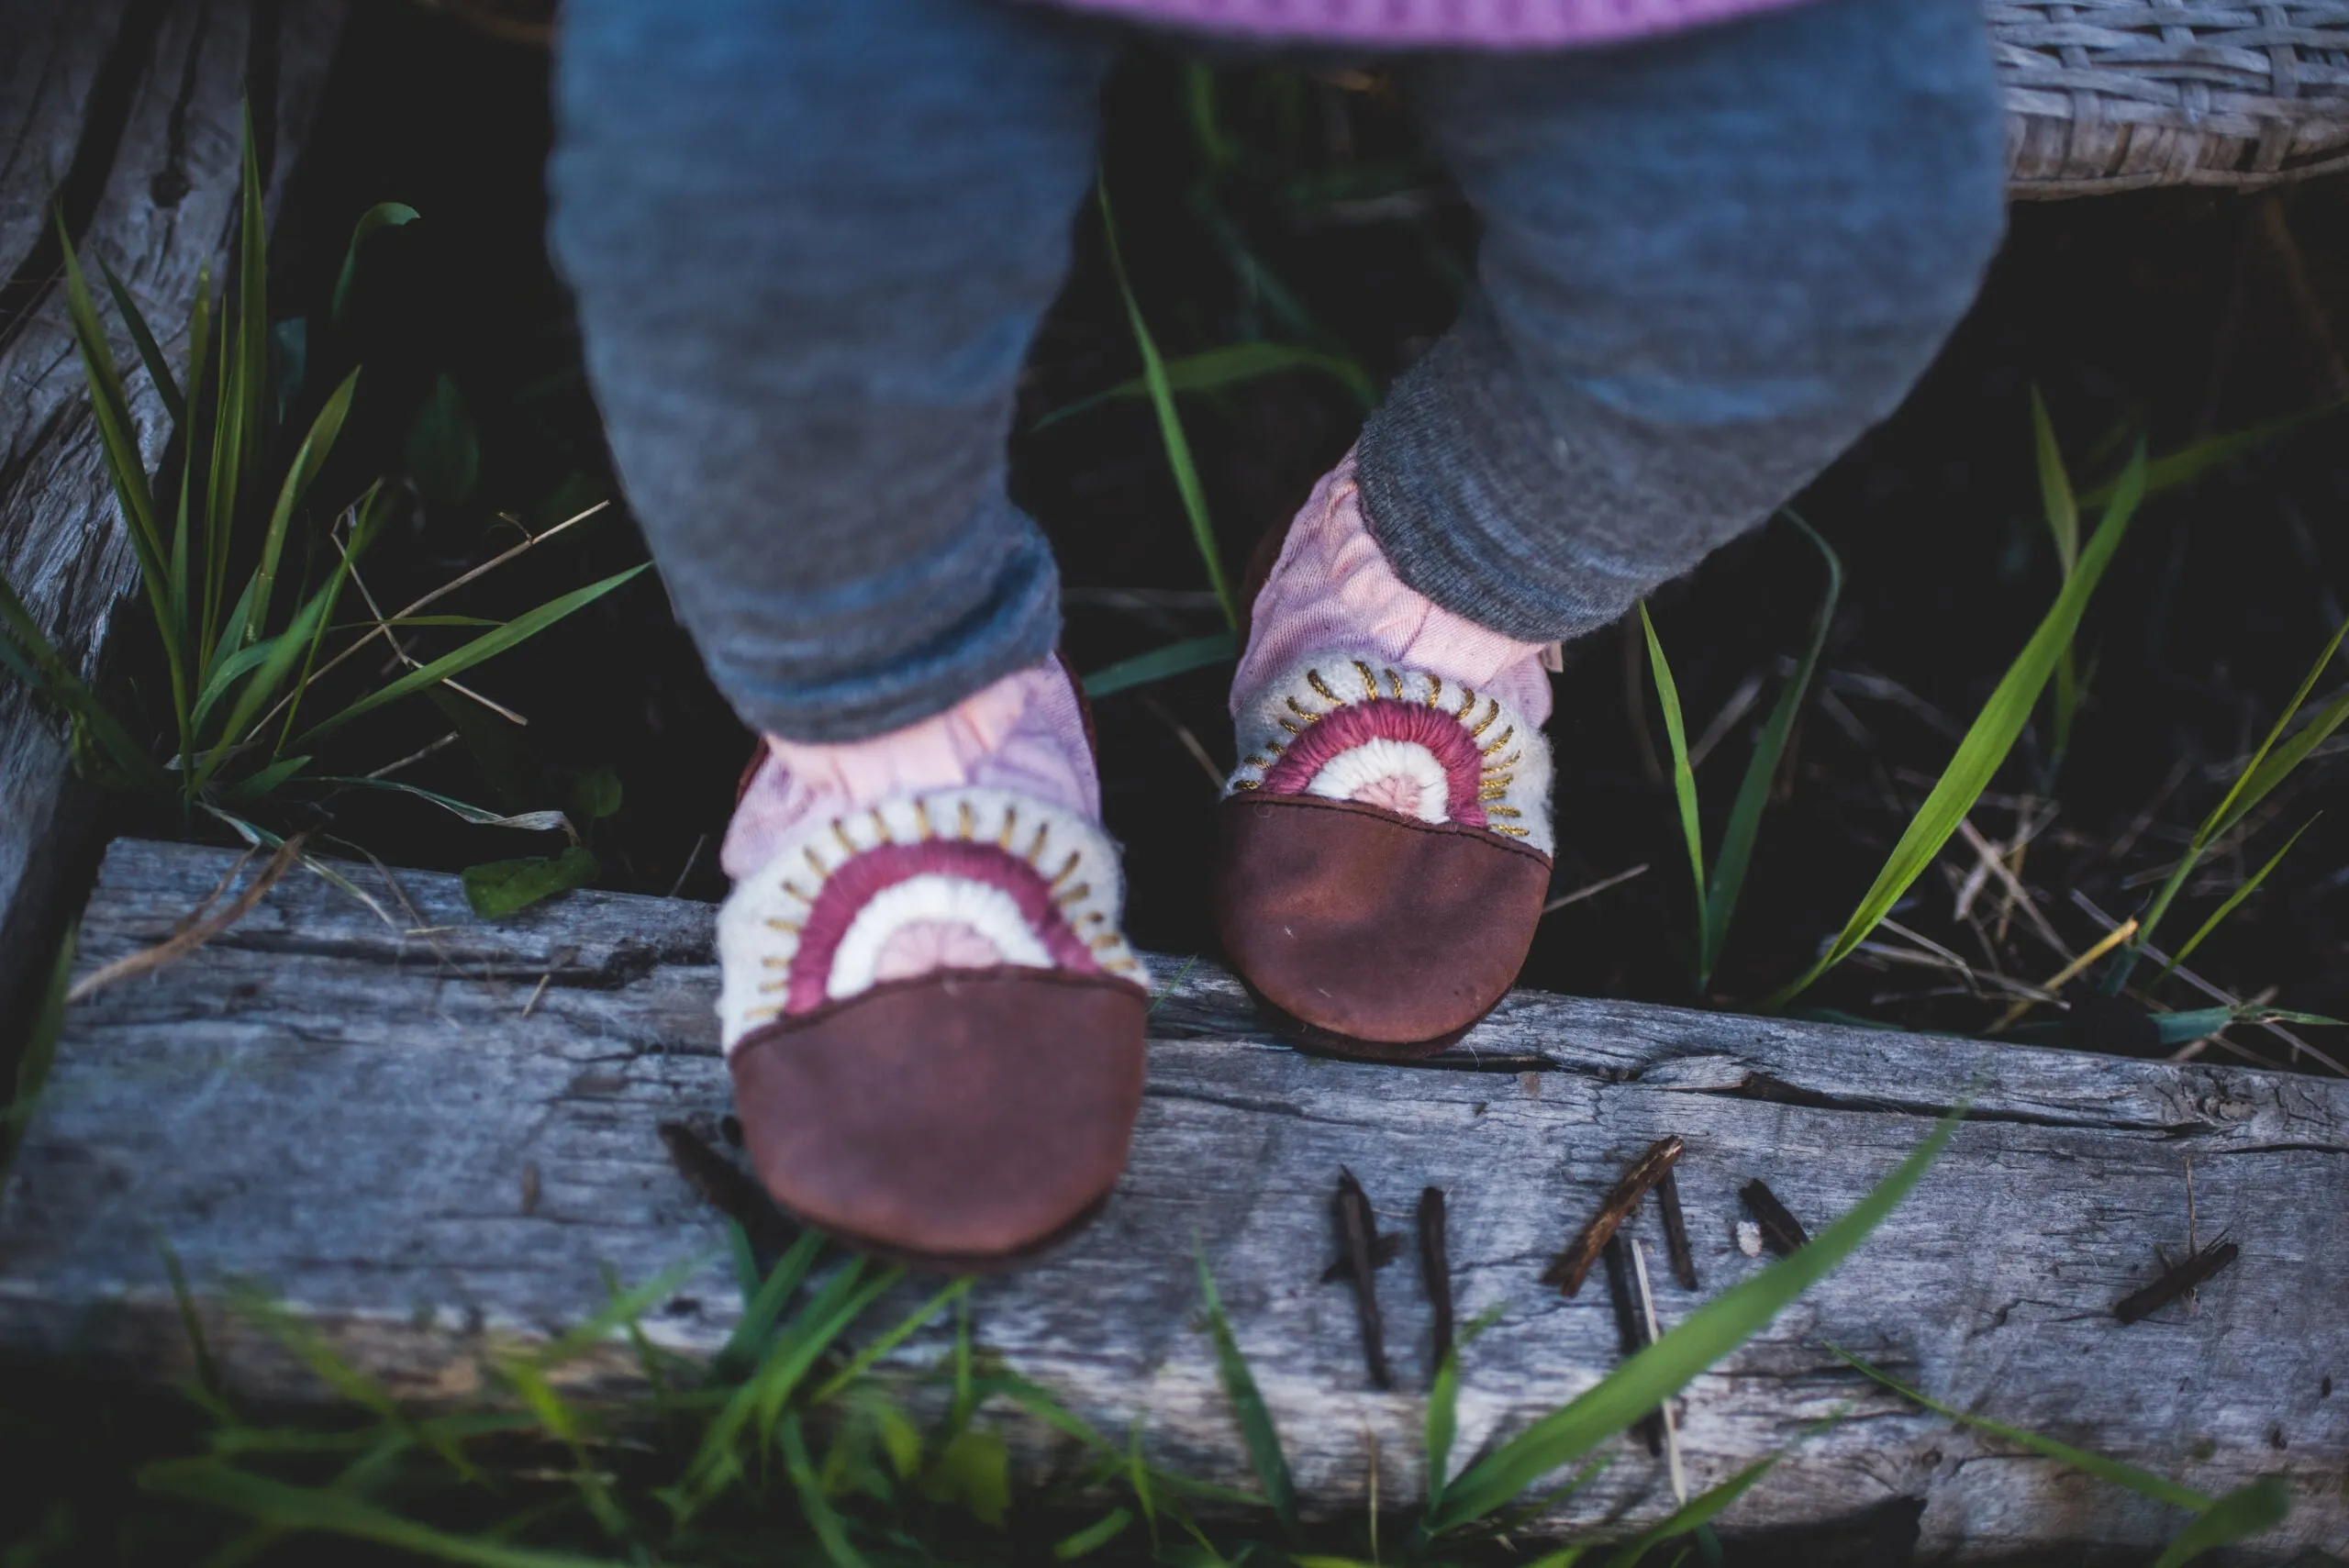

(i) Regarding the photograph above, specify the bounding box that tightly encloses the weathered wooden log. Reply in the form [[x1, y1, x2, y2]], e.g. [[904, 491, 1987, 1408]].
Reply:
[[0, 0, 340, 1039], [3, 838, 2343, 1560]]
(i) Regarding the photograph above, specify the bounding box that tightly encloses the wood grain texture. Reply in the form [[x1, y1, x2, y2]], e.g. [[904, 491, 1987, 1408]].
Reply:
[[4, 839, 2343, 1560], [0, 0, 340, 1035]]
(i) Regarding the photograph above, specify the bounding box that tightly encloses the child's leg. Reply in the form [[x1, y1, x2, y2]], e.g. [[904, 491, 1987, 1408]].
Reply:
[[1221, 0, 2005, 1051], [1356, 0, 2007, 643], [550, 0, 1114, 742], [551, 1, 1142, 1267]]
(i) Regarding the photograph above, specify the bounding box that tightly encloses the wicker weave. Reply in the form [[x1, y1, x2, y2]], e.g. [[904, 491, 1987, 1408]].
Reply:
[[425, 0, 2349, 197], [1998, 3, 2349, 195]]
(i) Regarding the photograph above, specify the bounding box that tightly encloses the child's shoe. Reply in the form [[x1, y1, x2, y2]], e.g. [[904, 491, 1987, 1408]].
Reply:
[[1219, 454, 1555, 1058], [717, 658, 1149, 1268]]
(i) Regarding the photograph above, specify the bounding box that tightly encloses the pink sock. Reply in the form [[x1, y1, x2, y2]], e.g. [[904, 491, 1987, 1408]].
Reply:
[[1233, 450, 1553, 728], [722, 655, 1099, 884]]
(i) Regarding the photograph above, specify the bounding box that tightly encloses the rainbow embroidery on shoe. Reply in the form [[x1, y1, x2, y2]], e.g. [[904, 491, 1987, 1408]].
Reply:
[[1226, 655, 1554, 856], [717, 788, 1147, 1052]]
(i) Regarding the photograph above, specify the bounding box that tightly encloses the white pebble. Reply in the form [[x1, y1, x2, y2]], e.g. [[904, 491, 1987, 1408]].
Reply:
[[1735, 1220, 1765, 1258]]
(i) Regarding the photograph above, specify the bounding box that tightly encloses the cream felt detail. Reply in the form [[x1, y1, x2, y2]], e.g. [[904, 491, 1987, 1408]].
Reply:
[[1307, 738, 1450, 823], [1227, 652, 1556, 857], [717, 786, 1145, 1054], [827, 874, 1053, 998]]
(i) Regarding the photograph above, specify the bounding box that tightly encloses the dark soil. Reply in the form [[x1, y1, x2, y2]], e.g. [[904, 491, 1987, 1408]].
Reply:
[[264, 5, 2348, 1072]]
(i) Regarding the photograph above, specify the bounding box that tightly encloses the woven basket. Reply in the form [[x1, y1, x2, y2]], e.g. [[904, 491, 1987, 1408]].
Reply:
[[1998, 3, 2349, 196]]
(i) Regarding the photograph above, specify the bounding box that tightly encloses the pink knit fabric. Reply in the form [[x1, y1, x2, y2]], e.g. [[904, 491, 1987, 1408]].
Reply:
[[1031, 0, 1814, 50], [722, 655, 1099, 882], [1234, 450, 1553, 728]]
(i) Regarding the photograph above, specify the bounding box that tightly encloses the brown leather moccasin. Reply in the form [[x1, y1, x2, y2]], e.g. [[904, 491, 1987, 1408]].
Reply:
[[729, 965, 1147, 1270], [1216, 793, 1550, 1058]]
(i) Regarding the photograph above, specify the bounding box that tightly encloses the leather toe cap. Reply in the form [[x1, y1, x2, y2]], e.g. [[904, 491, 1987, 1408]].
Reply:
[[729, 967, 1147, 1268], [1215, 794, 1549, 1056]]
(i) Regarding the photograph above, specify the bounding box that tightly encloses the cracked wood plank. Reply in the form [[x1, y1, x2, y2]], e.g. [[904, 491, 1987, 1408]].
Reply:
[[0, 0, 340, 1034], [4, 839, 2344, 1558]]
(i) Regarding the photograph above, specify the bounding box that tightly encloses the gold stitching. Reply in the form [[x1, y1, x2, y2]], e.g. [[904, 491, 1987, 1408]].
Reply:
[[870, 807, 892, 844], [1089, 933, 1123, 951], [958, 800, 976, 840], [1235, 779, 1261, 790], [1455, 687, 1478, 721], [763, 917, 802, 934], [1278, 717, 1303, 736], [997, 806, 1018, 851], [1386, 667, 1404, 700], [1482, 725, 1516, 756], [1306, 668, 1342, 705], [1482, 751, 1521, 775], [1487, 805, 1523, 819], [804, 846, 829, 881], [1426, 673, 1442, 708], [1492, 824, 1530, 838], [1479, 784, 1509, 802], [1051, 850, 1083, 888], [833, 822, 860, 857], [1286, 695, 1321, 721], [1353, 660, 1379, 699], [1025, 822, 1051, 864], [1054, 883, 1092, 909], [780, 878, 816, 904], [912, 799, 933, 840], [1471, 698, 1500, 737]]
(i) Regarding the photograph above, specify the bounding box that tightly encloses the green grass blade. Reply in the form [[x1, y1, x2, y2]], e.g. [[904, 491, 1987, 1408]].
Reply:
[[2031, 389, 2077, 578], [0, 572, 159, 787], [2149, 1479, 2294, 1568], [1640, 605, 1709, 981], [531, 1253, 708, 1370], [1196, 1248, 1297, 1535], [2079, 399, 2344, 508], [247, 367, 360, 643], [1430, 1107, 1963, 1531], [781, 1413, 871, 1568], [1425, 1345, 1462, 1516], [2117, 617, 2347, 989], [1596, 1452, 1783, 1568], [140, 1461, 621, 1567], [193, 576, 338, 791], [1053, 1507, 1135, 1561], [312, 777, 570, 834], [96, 256, 184, 428], [331, 202, 420, 328], [1032, 341, 1375, 431], [2161, 815, 2317, 983], [714, 1229, 825, 1377], [808, 1275, 974, 1404], [1081, 631, 1238, 698], [59, 217, 186, 735], [1101, 179, 1237, 631], [1828, 1348, 2209, 1509], [1702, 513, 1841, 988], [1766, 450, 2145, 1009], [292, 563, 649, 746], [190, 637, 284, 734], [235, 102, 267, 474]]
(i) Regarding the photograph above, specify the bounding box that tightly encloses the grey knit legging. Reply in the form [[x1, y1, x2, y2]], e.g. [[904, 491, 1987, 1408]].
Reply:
[[550, 0, 2008, 742]]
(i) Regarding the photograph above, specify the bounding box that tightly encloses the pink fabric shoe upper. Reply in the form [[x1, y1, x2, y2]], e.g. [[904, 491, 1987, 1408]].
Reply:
[[1030, 0, 1817, 50], [724, 656, 1100, 881], [716, 658, 1141, 1044], [1234, 451, 1553, 729]]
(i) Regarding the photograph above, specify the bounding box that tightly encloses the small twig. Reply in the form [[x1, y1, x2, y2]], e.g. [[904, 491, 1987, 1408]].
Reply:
[[1542, 862, 1650, 916], [1543, 1136, 1683, 1296], [1954, 817, 2067, 957], [2113, 1237, 2239, 1324], [1989, 917, 2138, 1032], [68, 836, 306, 1003], [1686, 670, 1765, 772], [666, 832, 709, 900], [1600, 1235, 1664, 1457], [1630, 1240, 1687, 1505], [362, 730, 461, 782], [1655, 1166, 1698, 1290], [1334, 1168, 1390, 1389], [1418, 1186, 1453, 1377], [1739, 1179, 1809, 1257]]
